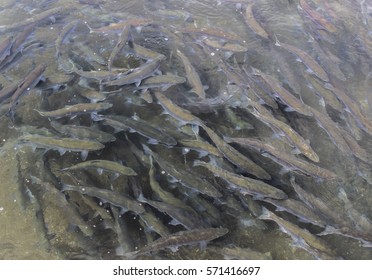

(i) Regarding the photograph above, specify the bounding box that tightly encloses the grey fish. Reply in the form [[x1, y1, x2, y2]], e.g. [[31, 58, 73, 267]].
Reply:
[[108, 25, 131, 71], [194, 160, 287, 199], [55, 19, 82, 58], [138, 210, 171, 238], [244, 3, 269, 39], [50, 121, 116, 143], [35, 102, 112, 118], [0, 35, 13, 62], [138, 74, 186, 91], [275, 38, 329, 82], [128, 227, 228, 257], [221, 246, 272, 260], [131, 43, 165, 60], [0, 82, 18, 104], [176, 49, 206, 99], [138, 195, 206, 230], [30, 175, 94, 237], [62, 184, 145, 214], [201, 124, 272, 180], [103, 56, 164, 87], [6, 63, 47, 120], [154, 91, 203, 125], [248, 101, 319, 163], [263, 198, 326, 227], [252, 69, 313, 117], [259, 207, 337, 259], [0, 7, 66, 32], [144, 145, 222, 198], [224, 137, 336, 180], [178, 138, 223, 158], [62, 160, 137, 176], [17, 134, 105, 160], [100, 115, 177, 146], [73, 41, 106, 65]]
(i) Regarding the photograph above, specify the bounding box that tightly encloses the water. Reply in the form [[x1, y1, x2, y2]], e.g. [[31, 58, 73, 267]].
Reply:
[[0, 0, 371, 259]]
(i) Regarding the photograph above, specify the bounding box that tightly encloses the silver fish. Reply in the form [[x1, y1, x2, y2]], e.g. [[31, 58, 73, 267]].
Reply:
[[62, 184, 145, 214], [62, 160, 137, 176]]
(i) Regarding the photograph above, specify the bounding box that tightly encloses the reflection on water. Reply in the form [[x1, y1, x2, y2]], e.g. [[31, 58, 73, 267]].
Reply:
[[0, 0, 371, 260]]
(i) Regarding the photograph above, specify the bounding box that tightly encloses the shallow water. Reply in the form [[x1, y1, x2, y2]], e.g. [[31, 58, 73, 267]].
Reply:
[[0, 0, 371, 259]]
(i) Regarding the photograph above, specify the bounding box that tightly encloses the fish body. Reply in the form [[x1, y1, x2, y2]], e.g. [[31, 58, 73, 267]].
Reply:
[[299, 0, 337, 33], [108, 25, 131, 71], [139, 74, 186, 90], [155, 91, 203, 125], [0, 7, 65, 32], [248, 103, 319, 163], [225, 137, 335, 180], [50, 121, 116, 143], [132, 227, 228, 257], [35, 102, 112, 118], [62, 160, 137, 176], [62, 184, 145, 214], [104, 56, 164, 87], [275, 41, 329, 82], [194, 160, 286, 199], [259, 207, 337, 259], [101, 115, 177, 146], [6, 63, 47, 119], [202, 38, 248, 52], [30, 176, 94, 237], [17, 134, 104, 160], [176, 49, 206, 99], [201, 124, 272, 180], [0, 35, 13, 62], [244, 3, 269, 39], [145, 146, 222, 198], [55, 19, 81, 58], [253, 70, 313, 117]]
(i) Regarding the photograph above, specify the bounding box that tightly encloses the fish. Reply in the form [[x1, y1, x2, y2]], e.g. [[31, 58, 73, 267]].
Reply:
[[17, 134, 105, 160], [309, 107, 353, 156], [0, 35, 13, 62], [290, 177, 346, 227], [177, 26, 241, 41], [259, 207, 337, 259], [299, 0, 337, 33], [138, 195, 206, 230], [275, 38, 329, 82], [176, 49, 206, 99], [72, 41, 106, 65], [127, 227, 228, 258], [62, 58, 127, 82], [130, 43, 165, 60], [6, 63, 47, 120], [201, 124, 272, 180], [61, 184, 145, 215], [138, 74, 186, 91], [194, 160, 286, 199], [50, 121, 116, 143], [107, 25, 131, 71], [55, 19, 82, 58], [30, 175, 94, 237], [262, 198, 326, 227], [202, 38, 248, 52], [244, 3, 269, 39], [0, 82, 18, 104], [154, 91, 203, 125], [100, 114, 177, 146], [35, 102, 112, 118], [325, 83, 372, 136], [0, 7, 66, 32], [78, 89, 107, 103], [224, 137, 336, 180], [252, 69, 313, 117], [144, 145, 222, 198], [62, 160, 137, 176], [92, 18, 153, 33], [221, 246, 272, 260], [103, 56, 164, 87], [248, 102, 319, 163], [178, 138, 223, 158], [138, 210, 171, 238]]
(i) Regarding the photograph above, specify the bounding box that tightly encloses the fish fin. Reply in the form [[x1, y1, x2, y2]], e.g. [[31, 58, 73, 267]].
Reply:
[[80, 150, 88, 161]]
